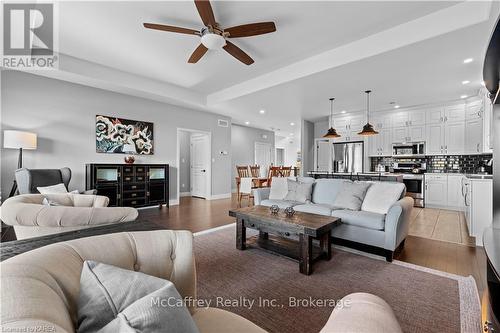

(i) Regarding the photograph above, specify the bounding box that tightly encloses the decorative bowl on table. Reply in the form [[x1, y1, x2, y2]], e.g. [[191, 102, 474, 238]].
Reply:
[[284, 206, 295, 217], [124, 156, 135, 164], [270, 205, 279, 215]]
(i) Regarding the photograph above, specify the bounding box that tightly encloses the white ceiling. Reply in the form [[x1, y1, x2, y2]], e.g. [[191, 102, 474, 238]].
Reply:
[[21, 1, 500, 138]]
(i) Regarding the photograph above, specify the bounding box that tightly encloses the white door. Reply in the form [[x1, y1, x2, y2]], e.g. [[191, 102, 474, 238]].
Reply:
[[447, 175, 464, 209], [332, 116, 350, 131], [315, 139, 331, 171], [408, 125, 426, 142], [255, 142, 272, 177], [276, 148, 285, 166], [408, 110, 426, 126], [190, 134, 210, 198], [425, 175, 448, 206], [465, 118, 483, 154], [392, 111, 409, 128], [445, 121, 465, 154], [379, 129, 392, 155], [445, 104, 465, 122], [465, 100, 483, 120], [392, 127, 408, 143], [348, 114, 366, 130], [426, 123, 444, 155], [427, 107, 445, 124]]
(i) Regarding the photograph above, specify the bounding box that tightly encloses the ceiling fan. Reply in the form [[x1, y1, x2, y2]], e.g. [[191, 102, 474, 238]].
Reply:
[[143, 0, 276, 65]]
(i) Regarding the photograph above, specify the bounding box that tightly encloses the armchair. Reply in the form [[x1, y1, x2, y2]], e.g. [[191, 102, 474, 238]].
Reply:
[[15, 167, 96, 195]]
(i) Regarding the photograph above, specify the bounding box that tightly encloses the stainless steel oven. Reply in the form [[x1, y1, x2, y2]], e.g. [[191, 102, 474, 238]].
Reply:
[[392, 142, 425, 157], [402, 174, 424, 208]]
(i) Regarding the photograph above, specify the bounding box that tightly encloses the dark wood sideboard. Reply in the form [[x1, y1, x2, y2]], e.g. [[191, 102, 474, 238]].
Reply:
[[85, 163, 169, 208]]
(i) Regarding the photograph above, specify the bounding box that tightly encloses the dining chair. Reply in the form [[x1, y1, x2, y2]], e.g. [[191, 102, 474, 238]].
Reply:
[[280, 166, 292, 177], [266, 166, 282, 186], [250, 165, 261, 178], [236, 165, 250, 178], [238, 177, 254, 207]]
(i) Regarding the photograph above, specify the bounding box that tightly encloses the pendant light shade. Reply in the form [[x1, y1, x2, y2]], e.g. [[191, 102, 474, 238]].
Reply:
[[323, 98, 341, 138], [358, 90, 379, 136]]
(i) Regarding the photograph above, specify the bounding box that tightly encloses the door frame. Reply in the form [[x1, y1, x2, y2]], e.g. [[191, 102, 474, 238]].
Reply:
[[176, 128, 212, 202], [254, 141, 272, 177]]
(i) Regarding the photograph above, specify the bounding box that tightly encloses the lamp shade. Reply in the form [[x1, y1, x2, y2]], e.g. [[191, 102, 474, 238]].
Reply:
[[3, 130, 37, 149]]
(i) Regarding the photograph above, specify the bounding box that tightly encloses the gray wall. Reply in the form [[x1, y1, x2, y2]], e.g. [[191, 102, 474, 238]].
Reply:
[[231, 124, 275, 191], [1, 71, 232, 202], [178, 131, 191, 195], [300, 120, 315, 176]]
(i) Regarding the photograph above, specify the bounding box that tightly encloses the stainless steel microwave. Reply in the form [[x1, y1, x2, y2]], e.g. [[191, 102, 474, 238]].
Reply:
[[392, 142, 425, 157]]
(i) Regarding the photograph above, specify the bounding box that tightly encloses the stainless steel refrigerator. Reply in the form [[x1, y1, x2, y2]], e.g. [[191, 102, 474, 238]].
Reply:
[[332, 142, 363, 173]]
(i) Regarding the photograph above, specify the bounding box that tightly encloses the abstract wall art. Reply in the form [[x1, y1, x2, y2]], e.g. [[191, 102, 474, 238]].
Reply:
[[96, 115, 154, 155]]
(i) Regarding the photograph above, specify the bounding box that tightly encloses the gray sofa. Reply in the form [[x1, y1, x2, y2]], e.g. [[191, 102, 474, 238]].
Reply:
[[253, 178, 414, 261]]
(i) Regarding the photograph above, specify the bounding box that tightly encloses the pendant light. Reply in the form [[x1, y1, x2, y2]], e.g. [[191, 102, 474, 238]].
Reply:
[[323, 98, 341, 138], [358, 90, 379, 136]]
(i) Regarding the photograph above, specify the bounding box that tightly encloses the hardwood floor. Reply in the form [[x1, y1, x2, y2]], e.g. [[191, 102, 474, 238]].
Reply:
[[1, 195, 487, 297]]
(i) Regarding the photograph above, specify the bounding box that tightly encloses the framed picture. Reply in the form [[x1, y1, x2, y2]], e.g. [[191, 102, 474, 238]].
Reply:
[[95, 115, 154, 155]]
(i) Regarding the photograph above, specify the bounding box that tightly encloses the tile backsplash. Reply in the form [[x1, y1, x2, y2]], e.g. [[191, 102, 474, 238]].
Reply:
[[370, 154, 493, 174]]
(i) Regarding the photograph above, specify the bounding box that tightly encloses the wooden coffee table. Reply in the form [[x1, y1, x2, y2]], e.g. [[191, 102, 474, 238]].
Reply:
[[229, 206, 341, 275]]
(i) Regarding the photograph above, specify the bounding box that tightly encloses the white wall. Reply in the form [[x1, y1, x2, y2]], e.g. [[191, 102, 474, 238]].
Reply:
[[300, 120, 315, 177], [275, 135, 300, 167], [178, 130, 191, 195], [231, 124, 275, 191], [1, 71, 232, 202]]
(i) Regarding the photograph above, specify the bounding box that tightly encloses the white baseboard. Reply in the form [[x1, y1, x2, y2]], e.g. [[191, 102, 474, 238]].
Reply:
[[169, 199, 179, 206], [208, 193, 232, 200], [180, 192, 191, 197]]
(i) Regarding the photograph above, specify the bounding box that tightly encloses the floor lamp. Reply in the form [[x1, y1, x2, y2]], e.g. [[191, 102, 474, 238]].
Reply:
[[3, 130, 37, 197]]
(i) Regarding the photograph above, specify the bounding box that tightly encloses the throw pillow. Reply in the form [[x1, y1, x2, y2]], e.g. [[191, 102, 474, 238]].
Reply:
[[333, 182, 372, 211], [78, 261, 199, 333], [41, 194, 74, 207], [284, 179, 313, 203], [37, 183, 68, 194], [268, 177, 289, 200], [361, 182, 406, 214]]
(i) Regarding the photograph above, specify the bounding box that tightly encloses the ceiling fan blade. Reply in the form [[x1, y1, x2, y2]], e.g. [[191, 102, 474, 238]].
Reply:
[[143, 23, 199, 36], [223, 41, 254, 65], [225, 22, 276, 38], [194, 0, 216, 27], [188, 44, 208, 63]]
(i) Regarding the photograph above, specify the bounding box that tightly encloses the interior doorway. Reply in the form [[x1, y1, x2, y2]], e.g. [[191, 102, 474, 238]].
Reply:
[[275, 148, 285, 166], [255, 142, 272, 177], [177, 129, 212, 202]]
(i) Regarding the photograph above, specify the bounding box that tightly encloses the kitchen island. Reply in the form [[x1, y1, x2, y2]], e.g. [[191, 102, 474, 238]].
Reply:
[[307, 171, 403, 182]]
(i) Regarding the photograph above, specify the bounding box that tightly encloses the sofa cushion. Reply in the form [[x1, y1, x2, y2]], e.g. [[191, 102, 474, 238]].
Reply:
[[260, 199, 302, 209], [78, 260, 199, 333], [333, 182, 372, 211], [37, 183, 68, 194], [268, 177, 289, 200], [294, 203, 337, 216], [284, 179, 313, 203], [331, 210, 385, 231], [311, 179, 349, 205], [361, 182, 406, 214]]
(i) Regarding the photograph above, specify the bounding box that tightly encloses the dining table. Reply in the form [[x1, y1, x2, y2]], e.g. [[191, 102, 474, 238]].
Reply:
[[235, 177, 269, 198]]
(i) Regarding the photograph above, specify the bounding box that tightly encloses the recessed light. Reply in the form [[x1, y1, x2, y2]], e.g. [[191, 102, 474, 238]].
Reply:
[[462, 80, 470, 85], [259, 109, 265, 114], [290, 133, 294, 136], [394, 105, 400, 109], [245, 121, 250, 125], [341, 110, 346, 114], [290, 122, 295, 126], [463, 58, 473, 64], [460, 95, 468, 99]]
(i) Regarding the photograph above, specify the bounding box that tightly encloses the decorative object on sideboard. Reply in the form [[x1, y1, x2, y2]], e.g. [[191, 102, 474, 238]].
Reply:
[[358, 90, 379, 136], [323, 97, 341, 138], [3, 130, 37, 197], [284, 206, 295, 217], [269, 205, 279, 215], [124, 155, 135, 164], [96, 115, 153, 155]]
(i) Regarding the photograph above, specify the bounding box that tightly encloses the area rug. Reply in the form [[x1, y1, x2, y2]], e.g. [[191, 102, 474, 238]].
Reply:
[[193, 224, 481, 333]]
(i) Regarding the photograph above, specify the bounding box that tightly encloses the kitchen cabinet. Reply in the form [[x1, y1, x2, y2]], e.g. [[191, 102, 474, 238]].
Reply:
[[465, 118, 483, 154], [332, 114, 365, 132], [371, 112, 392, 130], [392, 126, 425, 143], [465, 99, 483, 120], [392, 110, 426, 128], [447, 174, 464, 208], [444, 104, 465, 122], [426, 123, 445, 155], [427, 107, 445, 124], [463, 177, 493, 246], [444, 121, 465, 154], [368, 128, 391, 156], [425, 174, 448, 207], [392, 127, 407, 143]]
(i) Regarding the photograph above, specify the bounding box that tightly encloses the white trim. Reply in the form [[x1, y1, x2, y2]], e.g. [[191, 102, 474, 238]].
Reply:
[[176, 128, 212, 204], [169, 199, 179, 206], [180, 191, 191, 197], [207, 193, 231, 200]]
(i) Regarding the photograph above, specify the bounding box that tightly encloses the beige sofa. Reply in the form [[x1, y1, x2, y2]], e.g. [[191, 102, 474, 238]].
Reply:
[[0, 194, 138, 239], [0, 230, 265, 333]]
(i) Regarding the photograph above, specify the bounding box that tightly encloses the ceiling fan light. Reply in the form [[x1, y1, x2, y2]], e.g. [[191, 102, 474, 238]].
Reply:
[[201, 33, 226, 50], [357, 123, 379, 136], [323, 127, 341, 138]]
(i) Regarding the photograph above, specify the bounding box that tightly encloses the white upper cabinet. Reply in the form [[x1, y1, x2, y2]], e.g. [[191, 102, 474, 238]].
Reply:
[[408, 125, 426, 142], [427, 107, 445, 124], [371, 112, 392, 130], [392, 127, 408, 143], [332, 114, 366, 132], [368, 128, 392, 156], [444, 104, 465, 122], [465, 99, 483, 120], [349, 114, 366, 130], [408, 110, 426, 126], [392, 112, 408, 128], [332, 116, 350, 131], [426, 123, 445, 155], [444, 121, 465, 154], [465, 118, 483, 154]]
